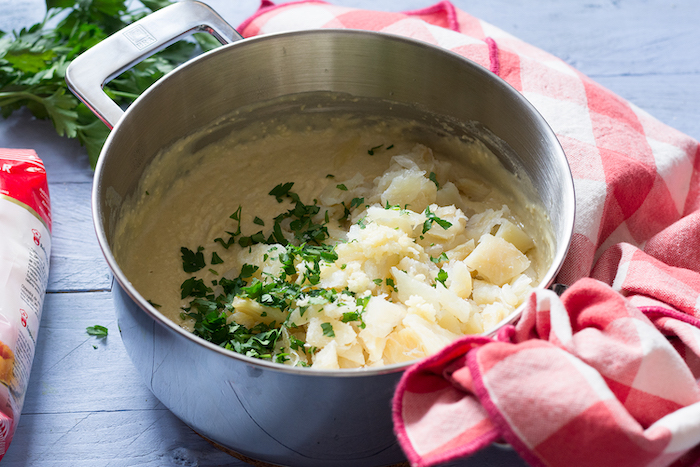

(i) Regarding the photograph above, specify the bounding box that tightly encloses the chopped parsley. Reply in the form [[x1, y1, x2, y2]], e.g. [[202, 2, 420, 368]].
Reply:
[[429, 172, 440, 189], [356, 295, 371, 310], [321, 322, 335, 337], [181, 246, 206, 273], [180, 277, 212, 299], [341, 311, 361, 323], [422, 206, 453, 234], [430, 252, 449, 264], [436, 269, 449, 287], [269, 182, 295, 202], [178, 183, 352, 365], [368, 144, 383, 155], [214, 206, 243, 249], [86, 325, 108, 338], [175, 170, 462, 367], [340, 197, 365, 221]]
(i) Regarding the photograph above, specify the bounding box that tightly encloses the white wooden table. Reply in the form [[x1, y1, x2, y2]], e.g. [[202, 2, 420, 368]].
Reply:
[[1, 1, 698, 465]]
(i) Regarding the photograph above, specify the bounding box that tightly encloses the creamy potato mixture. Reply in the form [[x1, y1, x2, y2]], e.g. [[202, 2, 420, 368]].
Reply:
[[115, 111, 547, 369]]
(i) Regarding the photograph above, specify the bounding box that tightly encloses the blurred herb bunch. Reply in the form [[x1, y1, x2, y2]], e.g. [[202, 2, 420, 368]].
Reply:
[[0, 0, 220, 167]]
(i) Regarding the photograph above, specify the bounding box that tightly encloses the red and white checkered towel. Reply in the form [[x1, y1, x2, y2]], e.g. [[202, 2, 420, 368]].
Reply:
[[239, 2, 700, 466]]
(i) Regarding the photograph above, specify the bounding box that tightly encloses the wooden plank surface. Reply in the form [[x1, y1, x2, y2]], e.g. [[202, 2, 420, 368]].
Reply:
[[1, 0, 698, 465]]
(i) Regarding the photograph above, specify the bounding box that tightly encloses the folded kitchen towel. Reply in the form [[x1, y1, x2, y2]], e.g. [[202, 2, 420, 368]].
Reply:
[[240, 2, 700, 466], [393, 277, 700, 467]]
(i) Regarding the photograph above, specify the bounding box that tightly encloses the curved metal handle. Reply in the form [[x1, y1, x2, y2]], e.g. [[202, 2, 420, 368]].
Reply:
[[65, 1, 242, 129]]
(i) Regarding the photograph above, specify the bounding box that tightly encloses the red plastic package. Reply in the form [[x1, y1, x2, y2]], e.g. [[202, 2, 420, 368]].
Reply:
[[0, 149, 51, 458]]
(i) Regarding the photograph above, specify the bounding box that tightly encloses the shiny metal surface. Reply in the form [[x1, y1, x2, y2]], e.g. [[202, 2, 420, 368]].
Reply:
[[65, 1, 242, 128], [71, 4, 575, 466]]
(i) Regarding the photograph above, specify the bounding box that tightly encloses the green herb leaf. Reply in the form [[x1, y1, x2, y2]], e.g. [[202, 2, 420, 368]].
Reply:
[[436, 269, 448, 286], [356, 296, 370, 310], [429, 172, 439, 189], [86, 325, 108, 338], [368, 144, 383, 155], [321, 322, 335, 337], [341, 311, 362, 323], [269, 182, 294, 202], [430, 252, 449, 264], [180, 277, 212, 299], [422, 206, 453, 234], [181, 246, 206, 273], [350, 197, 364, 209]]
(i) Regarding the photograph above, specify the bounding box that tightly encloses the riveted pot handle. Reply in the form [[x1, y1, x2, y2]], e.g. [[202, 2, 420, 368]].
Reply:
[[65, 1, 242, 129]]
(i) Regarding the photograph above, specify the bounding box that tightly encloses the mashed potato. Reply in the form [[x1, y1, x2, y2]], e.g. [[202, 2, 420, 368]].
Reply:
[[115, 111, 545, 369], [191, 146, 533, 369]]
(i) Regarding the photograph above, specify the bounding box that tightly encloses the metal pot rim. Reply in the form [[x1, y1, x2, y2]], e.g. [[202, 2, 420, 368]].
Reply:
[[91, 28, 574, 378]]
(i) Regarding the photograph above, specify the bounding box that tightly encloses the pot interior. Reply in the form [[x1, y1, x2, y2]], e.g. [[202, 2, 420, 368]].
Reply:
[[94, 30, 574, 371]]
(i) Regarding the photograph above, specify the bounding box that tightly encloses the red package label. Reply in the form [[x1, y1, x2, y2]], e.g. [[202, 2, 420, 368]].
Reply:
[[0, 149, 52, 232], [0, 148, 52, 459]]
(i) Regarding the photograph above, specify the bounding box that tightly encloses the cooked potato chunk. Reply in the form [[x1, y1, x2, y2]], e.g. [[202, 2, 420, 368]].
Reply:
[[465, 234, 530, 286]]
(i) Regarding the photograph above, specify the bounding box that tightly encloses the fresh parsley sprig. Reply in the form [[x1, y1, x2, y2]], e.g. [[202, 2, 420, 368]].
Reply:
[[0, 0, 221, 167], [422, 206, 453, 234], [179, 183, 349, 366], [86, 324, 108, 337]]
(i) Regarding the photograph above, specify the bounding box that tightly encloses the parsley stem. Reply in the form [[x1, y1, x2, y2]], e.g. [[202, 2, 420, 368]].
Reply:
[[0, 91, 50, 105], [106, 90, 140, 99]]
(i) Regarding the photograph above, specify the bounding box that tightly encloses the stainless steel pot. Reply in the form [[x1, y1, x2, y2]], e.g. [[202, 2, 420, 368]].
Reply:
[[66, 2, 575, 466]]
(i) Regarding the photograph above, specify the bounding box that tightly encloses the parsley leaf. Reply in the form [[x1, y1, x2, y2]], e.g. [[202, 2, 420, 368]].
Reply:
[[321, 322, 335, 337], [422, 206, 453, 234], [341, 311, 362, 323], [429, 172, 440, 189], [181, 246, 206, 273], [269, 182, 294, 202], [436, 269, 448, 287], [86, 325, 108, 338], [367, 144, 383, 155], [180, 277, 212, 299], [430, 252, 449, 264]]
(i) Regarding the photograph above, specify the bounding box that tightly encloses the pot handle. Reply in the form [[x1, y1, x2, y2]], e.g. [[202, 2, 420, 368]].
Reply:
[[65, 1, 242, 129]]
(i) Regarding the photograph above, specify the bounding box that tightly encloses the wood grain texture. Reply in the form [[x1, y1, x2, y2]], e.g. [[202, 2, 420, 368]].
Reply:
[[1, 0, 698, 465], [47, 183, 112, 292]]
